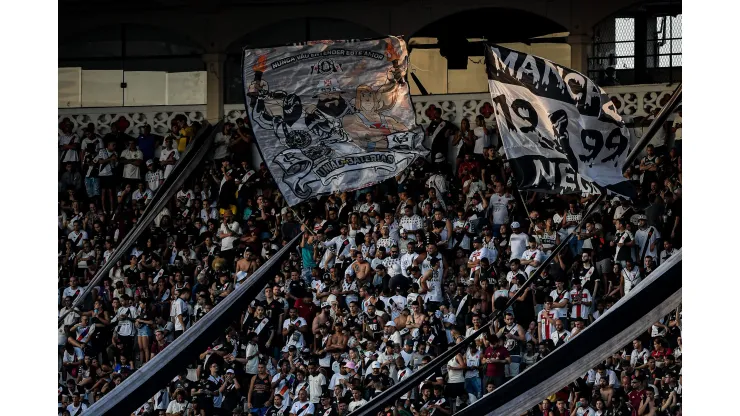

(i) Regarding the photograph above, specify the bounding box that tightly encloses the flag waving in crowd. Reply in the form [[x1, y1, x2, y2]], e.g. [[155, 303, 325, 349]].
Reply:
[[484, 44, 633, 197], [242, 36, 428, 206]]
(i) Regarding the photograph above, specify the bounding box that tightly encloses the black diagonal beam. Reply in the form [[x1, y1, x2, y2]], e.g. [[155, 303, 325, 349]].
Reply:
[[59, 120, 220, 327], [456, 251, 681, 416], [89, 231, 304, 416]]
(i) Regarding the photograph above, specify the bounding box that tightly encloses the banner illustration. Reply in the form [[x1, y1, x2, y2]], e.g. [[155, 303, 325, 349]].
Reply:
[[243, 37, 428, 206], [484, 44, 633, 196]]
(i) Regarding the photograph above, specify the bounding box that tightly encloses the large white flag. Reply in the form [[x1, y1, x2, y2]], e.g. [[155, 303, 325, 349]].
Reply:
[[242, 36, 428, 206], [485, 45, 633, 196]]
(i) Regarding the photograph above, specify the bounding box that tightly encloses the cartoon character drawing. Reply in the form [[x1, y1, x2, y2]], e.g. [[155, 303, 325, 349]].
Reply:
[[344, 84, 407, 151]]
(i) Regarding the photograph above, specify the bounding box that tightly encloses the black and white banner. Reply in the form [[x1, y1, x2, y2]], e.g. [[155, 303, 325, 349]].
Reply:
[[485, 45, 633, 196], [242, 37, 428, 206]]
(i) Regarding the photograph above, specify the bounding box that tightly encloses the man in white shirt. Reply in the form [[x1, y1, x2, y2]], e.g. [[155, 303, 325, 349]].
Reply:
[[66, 392, 88, 415], [509, 222, 529, 261], [628, 339, 650, 370], [67, 221, 88, 247], [634, 215, 660, 263], [549, 278, 571, 326], [400, 241, 418, 278], [170, 289, 191, 338], [176, 185, 195, 208], [324, 226, 354, 263], [398, 205, 424, 241], [159, 136, 180, 179], [165, 390, 189, 415], [467, 237, 495, 278], [307, 363, 327, 404], [218, 211, 242, 266], [358, 192, 381, 215], [144, 160, 164, 193], [519, 237, 545, 275], [488, 182, 513, 233], [290, 387, 315, 416], [573, 395, 595, 415], [131, 182, 154, 205], [120, 138, 143, 184]]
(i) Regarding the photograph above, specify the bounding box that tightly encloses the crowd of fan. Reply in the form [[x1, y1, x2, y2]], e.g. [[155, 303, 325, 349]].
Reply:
[[58, 108, 682, 416]]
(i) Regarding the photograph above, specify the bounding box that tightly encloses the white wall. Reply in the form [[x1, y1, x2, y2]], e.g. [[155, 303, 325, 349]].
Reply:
[[59, 68, 207, 108], [409, 42, 572, 95]]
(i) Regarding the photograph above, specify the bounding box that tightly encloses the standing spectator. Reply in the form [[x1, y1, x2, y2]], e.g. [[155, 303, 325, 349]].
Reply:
[[59, 118, 80, 167], [137, 124, 158, 163], [95, 139, 118, 214], [120, 138, 144, 187], [160, 136, 180, 180]]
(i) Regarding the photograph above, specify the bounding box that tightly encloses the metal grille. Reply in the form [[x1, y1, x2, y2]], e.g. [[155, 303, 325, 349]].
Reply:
[[646, 14, 683, 69], [589, 17, 635, 73], [588, 12, 682, 84]]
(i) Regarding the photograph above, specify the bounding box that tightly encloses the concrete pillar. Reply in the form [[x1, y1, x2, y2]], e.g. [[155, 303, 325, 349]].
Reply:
[[567, 34, 591, 74], [203, 53, 226, 123]]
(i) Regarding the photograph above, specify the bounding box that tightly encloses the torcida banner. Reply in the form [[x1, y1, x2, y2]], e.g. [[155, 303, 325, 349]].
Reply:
[[242, 37, 428, 206], [485, 44, 634, 196]]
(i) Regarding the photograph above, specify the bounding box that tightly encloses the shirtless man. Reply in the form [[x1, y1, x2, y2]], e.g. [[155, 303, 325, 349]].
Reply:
[[598, 377, 615, 409], [236, 248, 258, 276], [312, 303, 332, 340], [393, 308, 409, 330], [349, 251, 371, 286], [405, 303, 427, 337], [325, 321, 348, 353]]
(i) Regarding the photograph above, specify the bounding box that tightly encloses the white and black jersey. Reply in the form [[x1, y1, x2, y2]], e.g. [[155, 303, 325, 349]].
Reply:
[[613, 230, 635, 262]]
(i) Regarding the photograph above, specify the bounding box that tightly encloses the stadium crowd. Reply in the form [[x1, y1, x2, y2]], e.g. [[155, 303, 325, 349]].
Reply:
[[58, 107, 682, 416]]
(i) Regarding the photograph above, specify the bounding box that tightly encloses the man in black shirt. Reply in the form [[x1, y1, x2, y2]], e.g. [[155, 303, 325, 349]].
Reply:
[[287, 270, 308, 302], [315, 391, 338, 416], [426, 108, 454, 161], [663, 191, 681, 248], [266, 394, 290, 416], [321, 209, 341, 239]]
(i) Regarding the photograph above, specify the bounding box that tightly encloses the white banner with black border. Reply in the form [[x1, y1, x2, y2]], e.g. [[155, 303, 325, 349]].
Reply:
[[485, 44, 634, 197]]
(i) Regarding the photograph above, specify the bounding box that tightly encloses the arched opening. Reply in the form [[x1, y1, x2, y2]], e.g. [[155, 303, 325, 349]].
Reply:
[[588, 1, 682, 85], [406, 7, 570, 95], [409, 7, 570, 95], [223, 17, 380, 104]]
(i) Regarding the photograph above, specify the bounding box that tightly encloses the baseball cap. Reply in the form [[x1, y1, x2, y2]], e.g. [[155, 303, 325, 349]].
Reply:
[[226, 369, 235, 374], [399, 227, 407, 234], [405, 339, 414, 346], [473, 237, 483, 244], [371, 361, 381, 369], [146, 159, 154, 166], [511, 221, 521, 229], [385, 321, 396, 327], [321, 302, 330, 308], [344, 361, 357, 370]]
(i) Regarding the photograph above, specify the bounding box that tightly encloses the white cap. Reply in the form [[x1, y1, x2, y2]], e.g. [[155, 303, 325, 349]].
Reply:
[[434, 153, 445, 163], [226, 369, 235, 374], [399, 227, 407, 234], [371, 361, 381, 369], [385, 321, 396, 327], [511, 221, 521, 229], [391, 264, 402, 276]]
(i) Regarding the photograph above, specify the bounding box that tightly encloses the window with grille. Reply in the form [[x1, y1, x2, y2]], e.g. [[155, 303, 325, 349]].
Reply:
[[648, 14, 682, 68]]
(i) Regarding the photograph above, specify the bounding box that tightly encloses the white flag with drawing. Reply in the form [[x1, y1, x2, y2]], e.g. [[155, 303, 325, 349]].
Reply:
[[242, 36, 428, 206]]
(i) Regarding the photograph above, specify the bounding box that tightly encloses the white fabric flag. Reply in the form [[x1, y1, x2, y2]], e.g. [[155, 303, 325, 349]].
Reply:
[[242, 36, 428, 206], [484, 44, 634, 197]]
